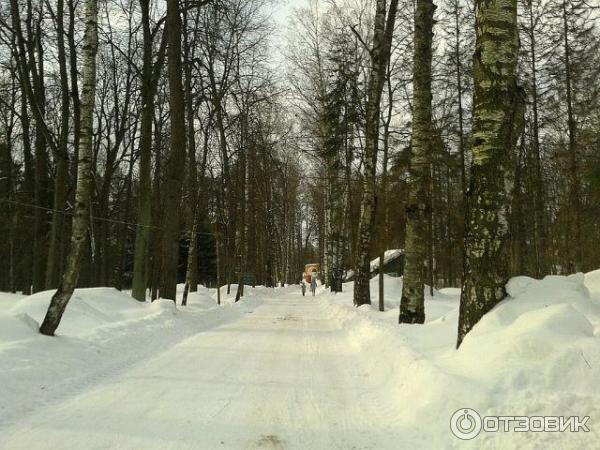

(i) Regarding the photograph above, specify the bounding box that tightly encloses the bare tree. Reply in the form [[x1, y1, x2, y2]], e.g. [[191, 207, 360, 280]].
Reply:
[[353, 0, 399, 306], [39, 0, 99, 336]]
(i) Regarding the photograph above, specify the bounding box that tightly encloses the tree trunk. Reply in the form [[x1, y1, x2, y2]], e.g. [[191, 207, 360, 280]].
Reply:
[[182, 221, 197, 307], [150, 127, 163, 302], [453, 0, 467, 200], [159, 0, 187, 301], [216, 231, 221, 305], [353, 0, 399, 306], [399, 0, 436, 324], [235, 130, 249, 302], [457, 0, 524, 347], [378, 64, 394, 311], [39, 0, 98, 336], [182, 7, 200, 295], [328, 172, 344, 293], [45, 0, 71, 290], [16, 61, 35, 294], [67, 0, 81, 179], [132, 0, 167, 302], [31, 6, 50, 294], [561, 0, 582, 273], [526, 0, 547, 278]]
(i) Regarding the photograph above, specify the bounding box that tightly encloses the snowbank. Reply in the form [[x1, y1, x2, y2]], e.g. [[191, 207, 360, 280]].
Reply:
[[319, 272, 600, 448], [0, 285, 263, 429], [585, 268, 600, 297]]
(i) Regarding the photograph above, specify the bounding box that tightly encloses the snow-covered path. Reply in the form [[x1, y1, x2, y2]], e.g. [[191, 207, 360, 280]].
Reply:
[[0, 290, 401, 450]]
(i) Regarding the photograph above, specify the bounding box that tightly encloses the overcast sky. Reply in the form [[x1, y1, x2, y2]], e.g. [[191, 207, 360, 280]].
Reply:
[[269, 0, 309, 69], [271, 0, 304, 28]]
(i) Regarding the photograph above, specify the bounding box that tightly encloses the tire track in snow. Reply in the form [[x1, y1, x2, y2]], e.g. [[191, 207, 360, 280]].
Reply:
[[1, 289, 407, 449], [0, 298, 261, 434]]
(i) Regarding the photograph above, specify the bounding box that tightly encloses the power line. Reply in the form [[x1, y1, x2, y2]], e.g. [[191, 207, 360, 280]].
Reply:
[[1, 198, 161, 230], [0, 198, 229, 240]]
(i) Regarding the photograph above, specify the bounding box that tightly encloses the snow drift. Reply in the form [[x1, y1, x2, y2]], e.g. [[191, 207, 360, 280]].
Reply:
[[321, 272, 600, 448]]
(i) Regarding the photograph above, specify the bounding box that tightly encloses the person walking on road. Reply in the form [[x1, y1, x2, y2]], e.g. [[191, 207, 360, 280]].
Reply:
[[310, 274, 317, 296], [301, 280, 306, 296]]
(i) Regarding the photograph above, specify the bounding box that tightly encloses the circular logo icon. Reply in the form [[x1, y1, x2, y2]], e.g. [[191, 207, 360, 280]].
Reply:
[[450, 408, 482, 440]]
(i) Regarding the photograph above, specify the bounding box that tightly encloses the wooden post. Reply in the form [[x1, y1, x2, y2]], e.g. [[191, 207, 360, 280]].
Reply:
[[216, 232, 221, 305]]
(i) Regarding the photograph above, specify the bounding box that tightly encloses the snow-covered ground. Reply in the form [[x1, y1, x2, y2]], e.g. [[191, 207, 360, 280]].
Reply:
[[325, 272, 600, 448], [0, 272, 599, 448], [0, 285, 263, 430]]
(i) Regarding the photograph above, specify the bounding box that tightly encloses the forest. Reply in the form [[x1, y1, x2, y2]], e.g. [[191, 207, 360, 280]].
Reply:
[[1, 0, 600, 447], [0, 0, 599, 344]]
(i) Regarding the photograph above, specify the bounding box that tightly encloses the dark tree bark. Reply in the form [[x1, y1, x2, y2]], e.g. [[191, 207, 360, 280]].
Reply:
[[399, 0, 436, 325], [561, 0, 582, 273], [67, 0, 81, 177], [159, 0, 187, 301], [235, 113, 250, 302], [45, 0, 71, 290], [11, 0, 54, 293], [182, 7, 201, 304], [525, 0, 547, 277], [15, 58, 35, 294], [131, 0, 167, 302], [353, 0, 399, 306], [378, 66, 393, 312]]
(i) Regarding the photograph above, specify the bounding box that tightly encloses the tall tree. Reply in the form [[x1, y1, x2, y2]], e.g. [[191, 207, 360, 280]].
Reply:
[[559, 0, 582, 272], [353, 0, 399, 307], [10, 0, 54, 293], [521, 0, 547, 277], [457, 0, 524, 347], [44, 0, 71, 290], [39, 0, 99, 336], [131, 0, 167, 302], [378, 62, 395, 312], [322, 30, 357, 294], [181, 6, 202, 306], [159, 0, 187, 301], [399, 0, 436, 324]]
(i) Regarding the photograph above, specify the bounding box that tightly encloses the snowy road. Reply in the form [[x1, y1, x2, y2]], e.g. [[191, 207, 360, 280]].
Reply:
[[0, 290, 402, 450]]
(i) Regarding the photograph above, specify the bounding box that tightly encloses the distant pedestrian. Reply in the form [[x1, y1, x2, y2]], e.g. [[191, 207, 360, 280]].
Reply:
[[310, 274, 317, 296], [301, 280, 306, 296]]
